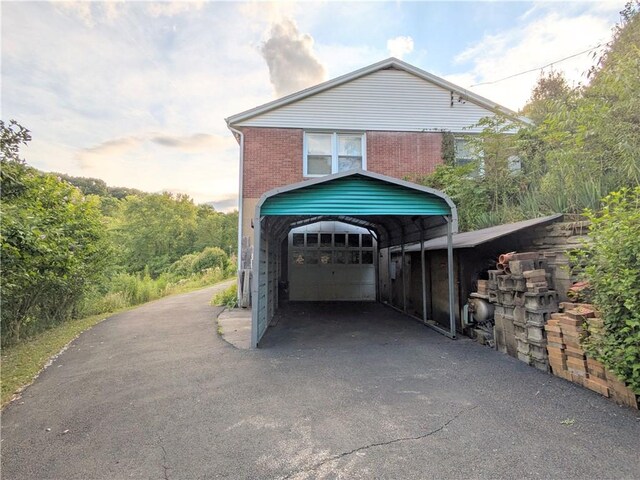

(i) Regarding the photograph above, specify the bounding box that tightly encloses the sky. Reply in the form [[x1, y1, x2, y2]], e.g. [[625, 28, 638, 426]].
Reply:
[[1, 1, 624, 210]]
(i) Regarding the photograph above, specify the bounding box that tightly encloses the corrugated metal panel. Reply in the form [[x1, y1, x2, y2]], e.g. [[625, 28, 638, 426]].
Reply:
[[236, 69, 497, 133], [261, 175, 451, 216], [402, 214, 563, 252]]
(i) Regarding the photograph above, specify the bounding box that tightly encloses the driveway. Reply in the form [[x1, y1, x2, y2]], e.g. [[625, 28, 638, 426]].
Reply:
[[2, 287, 639, 479]]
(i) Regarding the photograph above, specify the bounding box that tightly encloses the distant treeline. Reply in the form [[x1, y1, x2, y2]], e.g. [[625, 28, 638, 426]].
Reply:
[[1, 120, 238, 346]]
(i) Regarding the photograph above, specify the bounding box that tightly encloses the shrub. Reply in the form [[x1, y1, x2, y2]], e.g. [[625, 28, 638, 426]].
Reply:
[[192, 247, 228, 272], [212, 284, 238, 309], [577, 187, 640, 393]]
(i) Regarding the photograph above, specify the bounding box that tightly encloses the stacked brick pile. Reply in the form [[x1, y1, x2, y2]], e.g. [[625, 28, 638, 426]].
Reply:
[[490, 252, 558, 371], [545, 304, 638, 409]]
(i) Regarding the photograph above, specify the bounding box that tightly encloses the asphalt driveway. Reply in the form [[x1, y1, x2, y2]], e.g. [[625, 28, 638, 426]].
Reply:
[[2, 286, 639, 479]]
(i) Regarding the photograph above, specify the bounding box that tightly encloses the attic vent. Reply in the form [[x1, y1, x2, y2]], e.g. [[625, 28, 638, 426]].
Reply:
[[382, 65, 400, 70]]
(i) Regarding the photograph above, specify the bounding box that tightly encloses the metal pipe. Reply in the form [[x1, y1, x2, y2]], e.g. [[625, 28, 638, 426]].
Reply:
[[446, 216, 456, 339], [228, 125, 245, 303]]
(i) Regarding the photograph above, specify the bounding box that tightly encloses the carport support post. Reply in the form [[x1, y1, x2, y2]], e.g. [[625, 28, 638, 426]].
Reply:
[[446, 216, 456, 338], [401, 242, 406, 313], [420, 228, 427, 324], [386, 247, 392, 304]]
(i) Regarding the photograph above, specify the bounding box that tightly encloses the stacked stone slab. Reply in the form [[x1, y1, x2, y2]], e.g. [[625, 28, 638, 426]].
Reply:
[[490, 252, 558, 371], [545, 303, 639, 409]]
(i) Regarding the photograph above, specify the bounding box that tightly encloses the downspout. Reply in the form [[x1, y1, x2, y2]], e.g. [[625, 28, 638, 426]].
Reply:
[[227, 124, 244, 298]]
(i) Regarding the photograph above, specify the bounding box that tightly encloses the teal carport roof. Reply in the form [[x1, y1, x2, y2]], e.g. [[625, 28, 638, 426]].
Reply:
[[256, 170, 457, 248]]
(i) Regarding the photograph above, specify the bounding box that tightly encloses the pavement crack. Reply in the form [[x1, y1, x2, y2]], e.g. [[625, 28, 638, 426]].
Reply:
[[160, 444, 171, 480], [281, 405, 478, 480]]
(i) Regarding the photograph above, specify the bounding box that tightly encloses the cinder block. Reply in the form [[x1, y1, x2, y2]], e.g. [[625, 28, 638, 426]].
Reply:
[[487, 270, 501, 282], [525, 309, 552, 327], [526, 325, 545, 343], [524, 291, 558, 311], [523, 269, 547, 279], [532, 359, 549, 372], [510, 259, 534, 275], [517, 351, 532, 364]]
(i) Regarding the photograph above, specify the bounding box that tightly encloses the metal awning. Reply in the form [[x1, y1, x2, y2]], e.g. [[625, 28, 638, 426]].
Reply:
[[258, 170, 457, 248], [252, 170, 459, 347], [401, 214, 563, 252]]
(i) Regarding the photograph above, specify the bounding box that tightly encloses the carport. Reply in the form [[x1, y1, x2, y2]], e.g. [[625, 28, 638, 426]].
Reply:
[[251, 170, 458, 348]]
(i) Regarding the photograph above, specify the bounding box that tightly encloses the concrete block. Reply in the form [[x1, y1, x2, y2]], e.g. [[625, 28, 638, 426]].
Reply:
[[527, 325, 545, 343], [510, 259, 534, 275]]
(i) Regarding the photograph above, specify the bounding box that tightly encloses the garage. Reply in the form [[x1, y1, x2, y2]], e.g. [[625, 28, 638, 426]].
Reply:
[[252, 169, 457, 348], [288, 221, 376, 301]]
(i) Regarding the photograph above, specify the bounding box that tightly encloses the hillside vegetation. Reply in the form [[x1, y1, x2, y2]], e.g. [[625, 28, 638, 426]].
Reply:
[[1, 121, 237, 347]]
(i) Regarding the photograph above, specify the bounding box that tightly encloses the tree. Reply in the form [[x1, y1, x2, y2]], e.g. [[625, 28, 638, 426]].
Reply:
[[111, 193, 199, 275], [1, 121, 111, 345], [522, 69, 573, 125]]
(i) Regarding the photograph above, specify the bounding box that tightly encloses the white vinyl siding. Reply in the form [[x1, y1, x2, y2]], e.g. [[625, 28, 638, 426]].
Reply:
[[236, 69, 499, 133]]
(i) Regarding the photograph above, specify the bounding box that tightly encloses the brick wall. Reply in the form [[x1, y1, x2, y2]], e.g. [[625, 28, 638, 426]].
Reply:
[[241, 128, 444, 198], [367, 131, 443, 181], [242, 127, 304, 198]]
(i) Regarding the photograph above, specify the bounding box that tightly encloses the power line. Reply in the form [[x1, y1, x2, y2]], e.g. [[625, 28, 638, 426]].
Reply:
[[469, 43, 606, 87]]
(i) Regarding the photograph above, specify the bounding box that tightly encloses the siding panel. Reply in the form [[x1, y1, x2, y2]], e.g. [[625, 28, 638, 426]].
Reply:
[[237, 70, 497, 133]]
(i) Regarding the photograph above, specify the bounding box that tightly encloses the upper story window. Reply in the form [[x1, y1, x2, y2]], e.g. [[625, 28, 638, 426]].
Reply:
[[304, 132, 366, 177]]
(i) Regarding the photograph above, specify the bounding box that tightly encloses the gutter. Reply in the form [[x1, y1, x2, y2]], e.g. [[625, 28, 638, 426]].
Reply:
[[226, 123, 244, 277]]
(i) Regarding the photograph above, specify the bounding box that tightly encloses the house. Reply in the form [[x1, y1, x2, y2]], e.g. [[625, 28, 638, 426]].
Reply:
[[226, 57, 526, 347]]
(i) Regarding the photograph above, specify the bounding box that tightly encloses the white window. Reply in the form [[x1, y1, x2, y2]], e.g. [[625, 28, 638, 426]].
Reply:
[[304, 132, 366, 177]]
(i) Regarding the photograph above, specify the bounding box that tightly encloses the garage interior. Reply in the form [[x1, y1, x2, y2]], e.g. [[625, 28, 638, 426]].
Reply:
[[250, 170, 458, 348]]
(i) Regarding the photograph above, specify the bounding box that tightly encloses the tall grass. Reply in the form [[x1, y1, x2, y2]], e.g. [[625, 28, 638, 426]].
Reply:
[[81, 266, 233, 317]]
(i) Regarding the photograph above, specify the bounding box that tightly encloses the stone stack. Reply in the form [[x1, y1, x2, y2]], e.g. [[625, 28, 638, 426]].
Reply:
[[545, 303, 638, 409], [489, 252, 558, 371]]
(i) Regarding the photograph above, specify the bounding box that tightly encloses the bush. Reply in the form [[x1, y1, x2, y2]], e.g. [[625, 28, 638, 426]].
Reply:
[[212, 284, 238, 309], [577, 187, 640, 393], [1, 158, 111, 346], [192, 247, 228, 272]]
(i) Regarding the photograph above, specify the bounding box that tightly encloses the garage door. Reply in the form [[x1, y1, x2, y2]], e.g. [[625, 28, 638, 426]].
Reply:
[[289, 221, 376, 301]]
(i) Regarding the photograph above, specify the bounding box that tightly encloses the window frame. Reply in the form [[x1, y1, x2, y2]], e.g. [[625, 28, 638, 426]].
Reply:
[[454, 136, 474, 167], [303, 131, 367, 177]]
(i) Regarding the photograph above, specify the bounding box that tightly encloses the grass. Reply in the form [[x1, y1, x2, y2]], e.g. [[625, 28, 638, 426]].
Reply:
[[211, 283, 238, 308], [0, 311, 120, 407], [1, 276, 236, 408]]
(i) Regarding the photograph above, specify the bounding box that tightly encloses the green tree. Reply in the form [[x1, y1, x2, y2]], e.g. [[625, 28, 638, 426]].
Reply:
[[1, 121, 111, 345], [111, 193, 199, 275], [194, 206, 238, 256], [576, 187, 640, 393]]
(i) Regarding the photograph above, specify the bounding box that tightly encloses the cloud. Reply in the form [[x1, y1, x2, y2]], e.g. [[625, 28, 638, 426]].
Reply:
[[447, 8, 616, 110], [146, 1, 204, 18], [77, 133, 235, 168], [259, 17, 326, 97], [77, 136, 142, 168], [54, 1, 126, 27], [150, 133, 235, 152], [55, 1, 95, 27], [387, 36, 414, 59]]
